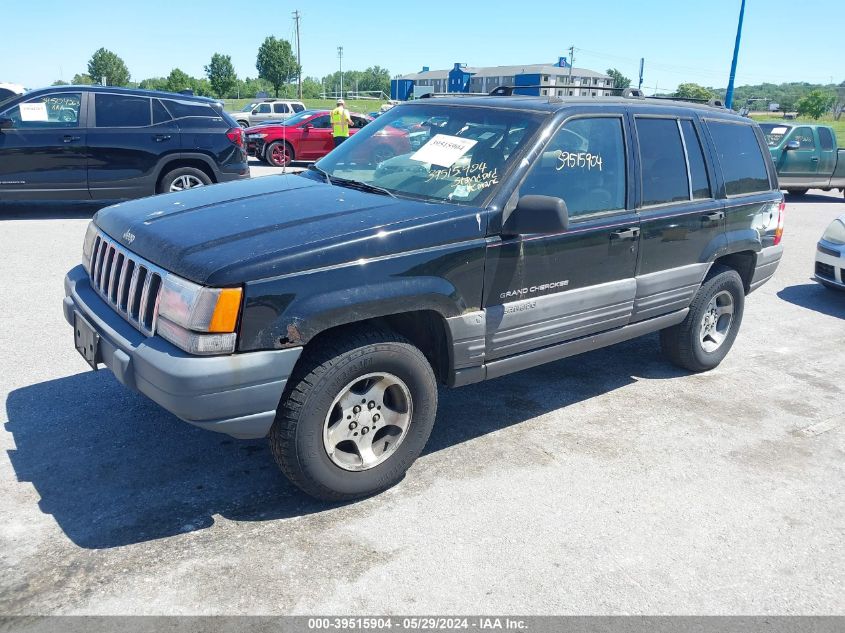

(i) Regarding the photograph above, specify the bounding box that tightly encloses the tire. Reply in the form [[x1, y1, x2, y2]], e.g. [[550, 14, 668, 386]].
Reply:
[[660, 265, 745, 373], [238, 120, 249, 128], [269, 327, 438, 501], [787, 188, 808, 196], [157, 166, 212, 194], [266, 141, 294, 167]]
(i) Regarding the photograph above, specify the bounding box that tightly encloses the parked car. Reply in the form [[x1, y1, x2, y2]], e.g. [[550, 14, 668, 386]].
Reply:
[[64, 93, 784, 501], [0, 86, 248, 201], [760, 123, 845, 197], [246, 110, 408, 166], [0, 82, 25, 101], [815, 213, 845, 290], [230, 99, 306, 128]]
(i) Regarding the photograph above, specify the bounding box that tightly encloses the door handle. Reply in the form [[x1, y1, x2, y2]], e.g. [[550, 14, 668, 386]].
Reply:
[[610, 227, 640, 241], [703, 211, 725, 222], [154, 134, 172, 142], [810, 157, 819, 162], [62, 135, 81, 143]]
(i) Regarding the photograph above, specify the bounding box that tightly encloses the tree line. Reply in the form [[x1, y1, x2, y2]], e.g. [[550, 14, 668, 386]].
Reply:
[[51, 41, 391, 100]]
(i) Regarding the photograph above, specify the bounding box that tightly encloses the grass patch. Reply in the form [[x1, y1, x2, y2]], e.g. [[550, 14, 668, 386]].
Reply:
[[222, 98, 389, 115]]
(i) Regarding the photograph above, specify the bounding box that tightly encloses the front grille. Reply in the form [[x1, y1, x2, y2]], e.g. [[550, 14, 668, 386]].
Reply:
[[90, 231, 165, 336], [815, 261, 835, 280]]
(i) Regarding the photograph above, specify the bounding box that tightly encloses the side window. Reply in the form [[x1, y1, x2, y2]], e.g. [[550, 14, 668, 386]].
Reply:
[[791, 126, 815, 150], [519, 117, 626, 217], [351, 116, 368, 129], [637, 118, 690, 206], [161, 99, 216, 119], [95, 94, 151, 128], [680, 120, 711, 199], [310, 115, 332, 129], [257, 104, 272, 114], [818, 128, 834, 151], [707, 121, 770, 196], [152, 99, 172, 124], [291, 103, 305, 113], [273, 103, 289, 114], [2, 92, 82, 128]]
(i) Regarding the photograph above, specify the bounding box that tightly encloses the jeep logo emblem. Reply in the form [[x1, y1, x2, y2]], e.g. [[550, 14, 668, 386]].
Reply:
[[122, 230, 135, 245]]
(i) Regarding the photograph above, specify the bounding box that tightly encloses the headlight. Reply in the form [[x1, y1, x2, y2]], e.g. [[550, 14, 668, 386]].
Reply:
[[156, 276, 243, 355], [822, 219, 845, 245], [81, 221, 98, 272]]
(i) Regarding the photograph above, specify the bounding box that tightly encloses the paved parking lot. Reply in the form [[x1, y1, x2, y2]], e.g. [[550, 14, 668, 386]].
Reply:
[[0, 180, 843, 615]]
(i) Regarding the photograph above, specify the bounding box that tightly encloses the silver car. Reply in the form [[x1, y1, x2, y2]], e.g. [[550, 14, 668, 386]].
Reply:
[[231, 100, 306, 128]]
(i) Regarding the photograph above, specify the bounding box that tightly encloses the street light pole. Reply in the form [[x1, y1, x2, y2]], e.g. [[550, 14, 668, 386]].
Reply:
[[338, 46, 344, 100], [725, 0, 746, 110]]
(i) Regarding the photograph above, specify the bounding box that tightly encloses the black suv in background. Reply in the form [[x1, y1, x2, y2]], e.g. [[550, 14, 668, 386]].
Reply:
[[0, 86, 248, 202]]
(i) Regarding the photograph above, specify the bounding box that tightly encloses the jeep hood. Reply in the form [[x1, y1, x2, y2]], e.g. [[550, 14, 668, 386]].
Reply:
[[95, 174, 484, 287]]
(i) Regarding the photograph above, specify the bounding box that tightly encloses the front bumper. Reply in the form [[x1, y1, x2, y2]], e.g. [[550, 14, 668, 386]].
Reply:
[[814, 240, 845, 289], [749, 244, 784, 292], [63, 265, 301, 439]]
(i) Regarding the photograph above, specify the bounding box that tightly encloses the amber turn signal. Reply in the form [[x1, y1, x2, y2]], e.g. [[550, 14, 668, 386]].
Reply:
[[208, 288, 243, 333]]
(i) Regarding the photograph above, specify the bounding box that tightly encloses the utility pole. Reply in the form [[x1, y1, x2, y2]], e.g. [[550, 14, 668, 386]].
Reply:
[[638, 58, 645, 91], [725, 0, 746, 110], [567, 45, 575, 89], [337, 46, 344, 99], [292, 10, 302, 100]]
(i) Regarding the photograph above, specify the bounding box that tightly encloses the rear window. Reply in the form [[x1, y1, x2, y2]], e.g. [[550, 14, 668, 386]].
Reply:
[[707, 121, 770, 196], [819, 128, 834, 151], [95, 94, 151, 128], [161, 99, 218, 119], [759, 123, 792, 147]]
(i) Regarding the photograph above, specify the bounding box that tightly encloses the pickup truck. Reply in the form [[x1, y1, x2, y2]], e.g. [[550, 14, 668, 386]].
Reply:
[[64, 93, 784, 501], [759, 123, 845, 197]]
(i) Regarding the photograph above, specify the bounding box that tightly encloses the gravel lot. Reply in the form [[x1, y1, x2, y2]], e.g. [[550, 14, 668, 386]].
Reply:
[[1, 172, 843, 615]]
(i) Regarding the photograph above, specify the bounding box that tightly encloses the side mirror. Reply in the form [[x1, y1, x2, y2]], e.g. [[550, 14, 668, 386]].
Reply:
[[0, 117, 12, 130], [302, 123, 312, 130], [785, 140, 800, 151], [502, 195, 569, 236], [251, 109, 260, 115]]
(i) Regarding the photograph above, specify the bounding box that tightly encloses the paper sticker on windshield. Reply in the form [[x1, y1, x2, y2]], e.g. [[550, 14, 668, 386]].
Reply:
[[19, 103, 49, 122], [410, 134, 477, 167], [771, 126, 788, 134]]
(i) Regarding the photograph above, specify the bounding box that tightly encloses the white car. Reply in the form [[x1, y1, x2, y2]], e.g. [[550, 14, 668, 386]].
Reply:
[[815, 213, 845, 290]]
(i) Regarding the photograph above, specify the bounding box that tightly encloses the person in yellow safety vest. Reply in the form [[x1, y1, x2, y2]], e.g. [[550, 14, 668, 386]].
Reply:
[[330, 98, 353, 148]]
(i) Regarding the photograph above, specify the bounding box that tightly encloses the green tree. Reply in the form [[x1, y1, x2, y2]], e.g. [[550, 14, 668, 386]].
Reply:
[[87, 48, 130, 86], [256, 36, 299, 97], [301, 76, 323, 99], [51, 80, 69, 86], [138, 77, 168, 91], [795, 90, 835, 119], [71, 73, 95, 85], [357, 66, 391, 95], [205, 53, 238, 98], [189, 77, 213, 97], [606, 68, 631, 90], [165, 68, 192, 93], [674, 83, 714, 101]]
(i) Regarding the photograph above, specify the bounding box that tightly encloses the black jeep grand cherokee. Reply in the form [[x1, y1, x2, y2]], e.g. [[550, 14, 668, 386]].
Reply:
[[64, 93, 784, 500], [0, 86, 248, 201]]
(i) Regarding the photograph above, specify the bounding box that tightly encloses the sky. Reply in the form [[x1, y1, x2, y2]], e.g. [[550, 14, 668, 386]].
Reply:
[[2, 0, 843, 93]]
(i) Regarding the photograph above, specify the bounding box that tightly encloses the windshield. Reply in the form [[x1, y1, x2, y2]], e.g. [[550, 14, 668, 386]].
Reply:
[[314, 103, 544, 204], [759, 123, 792, 147], [240, 102, 259, 112], [281, 110, 321, 126]]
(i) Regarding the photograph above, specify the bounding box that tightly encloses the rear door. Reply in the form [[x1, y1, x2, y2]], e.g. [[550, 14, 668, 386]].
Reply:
[[631, 114, 724, 322], [273, 102, 291, 120], [87, 92, 179, 199], [0, 91, 87, 200], [817, 127, 837, 178], [483, 112, 640, 360]]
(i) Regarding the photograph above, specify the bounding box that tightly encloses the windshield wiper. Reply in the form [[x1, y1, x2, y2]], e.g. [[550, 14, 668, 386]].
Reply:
[[331, 176, 397, 199], [308, 164, 332, 185]]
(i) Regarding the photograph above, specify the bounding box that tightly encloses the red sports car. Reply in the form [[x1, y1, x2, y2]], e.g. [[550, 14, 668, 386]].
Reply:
[[245, 109, 410, 167]]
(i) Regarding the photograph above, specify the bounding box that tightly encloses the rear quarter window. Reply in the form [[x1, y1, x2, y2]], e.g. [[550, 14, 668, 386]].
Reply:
[[706, 121, 771, 196], [161, 99, 219, 120]]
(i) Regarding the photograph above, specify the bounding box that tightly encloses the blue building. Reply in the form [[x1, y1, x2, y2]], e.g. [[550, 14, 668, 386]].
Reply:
[[391, 58, 614, 100]]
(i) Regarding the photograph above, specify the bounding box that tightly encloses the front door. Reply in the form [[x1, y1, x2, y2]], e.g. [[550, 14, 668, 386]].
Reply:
[[777, 125, 819, 183], [251, 103, 273, 125], [299, 114, 334, 159], [0, 91, 87, 201], [483, 114, 639, 360]]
